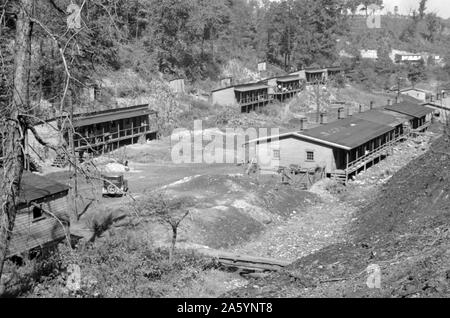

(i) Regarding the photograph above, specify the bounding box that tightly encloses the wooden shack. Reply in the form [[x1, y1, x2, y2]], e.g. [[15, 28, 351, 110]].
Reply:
[[270, 74, 305, 102], [305, 67, 328, 84], [326, 66, 343, 80], [211, 83, 273, 113], [68, 104, 158, 157], [0, 171, 70, 257]]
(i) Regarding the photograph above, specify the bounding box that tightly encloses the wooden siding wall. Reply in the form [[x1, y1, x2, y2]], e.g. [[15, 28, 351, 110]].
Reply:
[[253, 137, 335, 173], [211, 87, 237, 106], [8, 195, 69, 257]]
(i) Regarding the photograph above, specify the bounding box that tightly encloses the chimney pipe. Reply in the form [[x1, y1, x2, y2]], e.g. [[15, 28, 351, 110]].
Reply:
[[299, 118, 305, 131], [338, 107, 344, 119]]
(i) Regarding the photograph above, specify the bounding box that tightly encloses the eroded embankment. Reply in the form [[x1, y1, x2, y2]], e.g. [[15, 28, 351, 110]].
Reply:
[[227, 136, 450, 298]]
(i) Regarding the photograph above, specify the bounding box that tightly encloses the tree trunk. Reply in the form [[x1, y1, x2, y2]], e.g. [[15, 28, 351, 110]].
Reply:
[[0, 0, 33, 288], [169, 225, 177, 263], [315, 82, 320, 123], [68, 89, 79, 223]]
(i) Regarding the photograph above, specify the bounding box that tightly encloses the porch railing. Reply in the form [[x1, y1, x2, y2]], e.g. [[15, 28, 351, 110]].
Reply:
[[238, 95, 274, 107], [73, 125, 155, 150], [345, 134, 405, 174]]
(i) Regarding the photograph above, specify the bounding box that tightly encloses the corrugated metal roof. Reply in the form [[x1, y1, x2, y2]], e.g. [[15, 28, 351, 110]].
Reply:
[[0, 171, 70, 208], [305, 69, 327, 74], [72, 104, 154, 128], [385, 102, 434, 118], [378, 109, 414, 122], [276, 75, 300, 83], [352, 109, 412, 127], [300, 117, 394, 150], [234, 84, 270, 92]]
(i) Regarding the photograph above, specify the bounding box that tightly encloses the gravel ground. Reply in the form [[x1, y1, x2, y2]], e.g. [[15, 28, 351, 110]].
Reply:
[[230, 189, 355, 262]]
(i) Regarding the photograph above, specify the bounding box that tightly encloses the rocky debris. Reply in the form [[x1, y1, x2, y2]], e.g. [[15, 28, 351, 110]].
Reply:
[[349, 132, 435, 188], [227, 133, 450, 298]]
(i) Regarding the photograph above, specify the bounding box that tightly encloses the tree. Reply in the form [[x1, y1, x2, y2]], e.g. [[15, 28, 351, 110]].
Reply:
[[0, 0, 33, 288], [425, 12, 441, 42], [0, 0, 124, 285], [418, 0, 427, 20], [407, 60, 427, 87], [140, 193, 194, 263], [360, 0, 383, 16]]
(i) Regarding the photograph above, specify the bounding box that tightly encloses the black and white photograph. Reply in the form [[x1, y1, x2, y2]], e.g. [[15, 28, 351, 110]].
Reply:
[[0, 0, 449, 303]]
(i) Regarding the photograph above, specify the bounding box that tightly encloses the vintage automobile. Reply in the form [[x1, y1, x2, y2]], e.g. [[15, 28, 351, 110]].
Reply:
[[101, 174, 129, 197]]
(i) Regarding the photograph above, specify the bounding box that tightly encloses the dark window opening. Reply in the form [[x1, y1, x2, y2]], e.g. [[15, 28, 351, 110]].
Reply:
[[306, 151, 315, 161], [32, 206, 45, 221]]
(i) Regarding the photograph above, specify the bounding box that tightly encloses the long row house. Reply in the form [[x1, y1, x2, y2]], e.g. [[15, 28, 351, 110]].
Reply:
[[247, 100, 434, 183], [211, 66, 342, 113], [25, 104, 159, 167]]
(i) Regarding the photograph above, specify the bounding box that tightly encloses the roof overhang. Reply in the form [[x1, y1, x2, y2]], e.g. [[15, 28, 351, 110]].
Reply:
[[234, 85, 270, 92], [246, 132, 351, 151]]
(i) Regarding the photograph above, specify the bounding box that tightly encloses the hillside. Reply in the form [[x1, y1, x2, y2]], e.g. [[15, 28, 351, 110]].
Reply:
[[343, 15, 450, 56], [227, 134, 450, 298]]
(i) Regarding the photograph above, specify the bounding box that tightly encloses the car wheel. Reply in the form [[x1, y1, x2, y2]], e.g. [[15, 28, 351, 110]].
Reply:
[[107, 184, 117, 195]]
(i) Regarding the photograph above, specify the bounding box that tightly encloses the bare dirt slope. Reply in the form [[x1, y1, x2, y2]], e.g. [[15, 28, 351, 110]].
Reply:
[[230, 179, 355, 262], [142, 174, 320, 250], [227, 135, 450, 298]]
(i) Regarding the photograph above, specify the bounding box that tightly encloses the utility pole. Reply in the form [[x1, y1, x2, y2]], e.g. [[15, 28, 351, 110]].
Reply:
[[397, 75, 403, 100], [316, 79, 321, 123]]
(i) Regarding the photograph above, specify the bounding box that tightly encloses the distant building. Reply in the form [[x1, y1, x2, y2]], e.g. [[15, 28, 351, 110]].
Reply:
[[0, 171, 70, 257], [394, 53, 423, 65], [400, 88, 433, 103], [169, 78, 185, 94], [265, 74, 305, 102], [211, 82, 273, 113], [304, 67, 328, 84], [360, 49, 378, 60], [258, 61, 267, 72]]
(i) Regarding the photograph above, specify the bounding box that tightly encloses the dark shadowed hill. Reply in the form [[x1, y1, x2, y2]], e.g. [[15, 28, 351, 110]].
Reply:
[[227, 135, 450, 298]]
